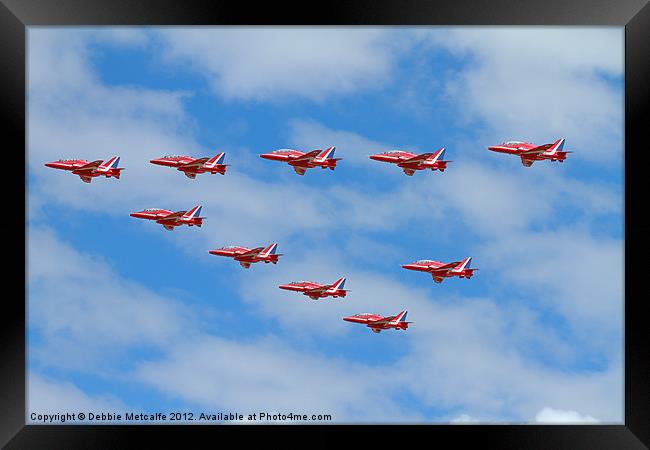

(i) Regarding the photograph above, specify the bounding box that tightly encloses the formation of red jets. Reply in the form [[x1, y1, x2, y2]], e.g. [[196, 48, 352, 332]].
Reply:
[[44, 138, 571, 333]]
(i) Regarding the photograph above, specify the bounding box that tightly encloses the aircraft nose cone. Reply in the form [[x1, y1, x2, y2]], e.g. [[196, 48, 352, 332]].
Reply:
[[259, 153, 272, 160], [368, 154, 382, 161], [149, 158, 166, 165], [44, 162, 58, 168]]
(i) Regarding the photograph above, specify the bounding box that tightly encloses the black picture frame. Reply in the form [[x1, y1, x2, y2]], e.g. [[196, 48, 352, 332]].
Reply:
[[2, 0, 648, 448]]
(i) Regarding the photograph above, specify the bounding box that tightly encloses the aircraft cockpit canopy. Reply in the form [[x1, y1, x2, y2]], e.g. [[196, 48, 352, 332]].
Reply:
[[272, 149, 297, 154]]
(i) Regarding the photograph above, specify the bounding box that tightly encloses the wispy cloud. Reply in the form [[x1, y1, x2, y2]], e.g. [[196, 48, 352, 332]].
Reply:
[[156, 28, 410, 102], [420, 27, 624, 164], [28, 373, 127, 422]]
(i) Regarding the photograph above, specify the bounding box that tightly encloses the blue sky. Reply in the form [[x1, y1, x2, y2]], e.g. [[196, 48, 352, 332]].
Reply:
[[27, 27, 623, 423]]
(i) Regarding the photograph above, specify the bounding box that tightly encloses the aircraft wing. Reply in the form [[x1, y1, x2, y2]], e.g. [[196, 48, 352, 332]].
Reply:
[[290, 150, 321, 163], [430, 262, 460, 272], [293, 166, 307, 176], [521, 143, 553, 155], [156, 211, 186, 222], [238, 247, 265, 258], [303, 284, 328, 294], [520, 156, 535, 167], [367, 315, 396, 326], [74, 160, 103, 171], [179, 157, 210, 169], [401, 152, 436, 164]]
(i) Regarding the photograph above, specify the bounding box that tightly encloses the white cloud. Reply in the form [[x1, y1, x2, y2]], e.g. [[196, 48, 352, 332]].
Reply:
[[480, 227, 623, 351], [28, 373, 126, 422], [134, 335, 420, 423], [156, 28, 408, 101], [534, 407, 599, 424], [421, 27, 624, 164], [28, 227, 199, 372]]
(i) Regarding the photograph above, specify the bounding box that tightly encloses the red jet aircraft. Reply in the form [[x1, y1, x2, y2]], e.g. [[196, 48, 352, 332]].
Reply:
[[343, 310, 411, 333], [259, 146, 341, 175], [130, 205, 205, 231], [209, 243, 282, 268], [150, 152, 228, 179], [488, 138, 571, 167], [44, 156, 124, 183], [402, 257, 477, 283], [369, 148, 451, 176], [278, 277, 347, 300]]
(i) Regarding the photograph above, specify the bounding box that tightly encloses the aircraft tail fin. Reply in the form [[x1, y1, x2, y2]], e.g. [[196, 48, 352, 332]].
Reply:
[[453, 257, 472, 272], [317, 146, 336, 160], [391, 310, 411, 325], [428, 147, 446, 162], [545, 138, 566, 155], [99, 156, 120, 171], [330, 277, 346, 291], [182, 205, 203, 219], [259, 243, 278, 258], [205, 152, 226, 168]]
